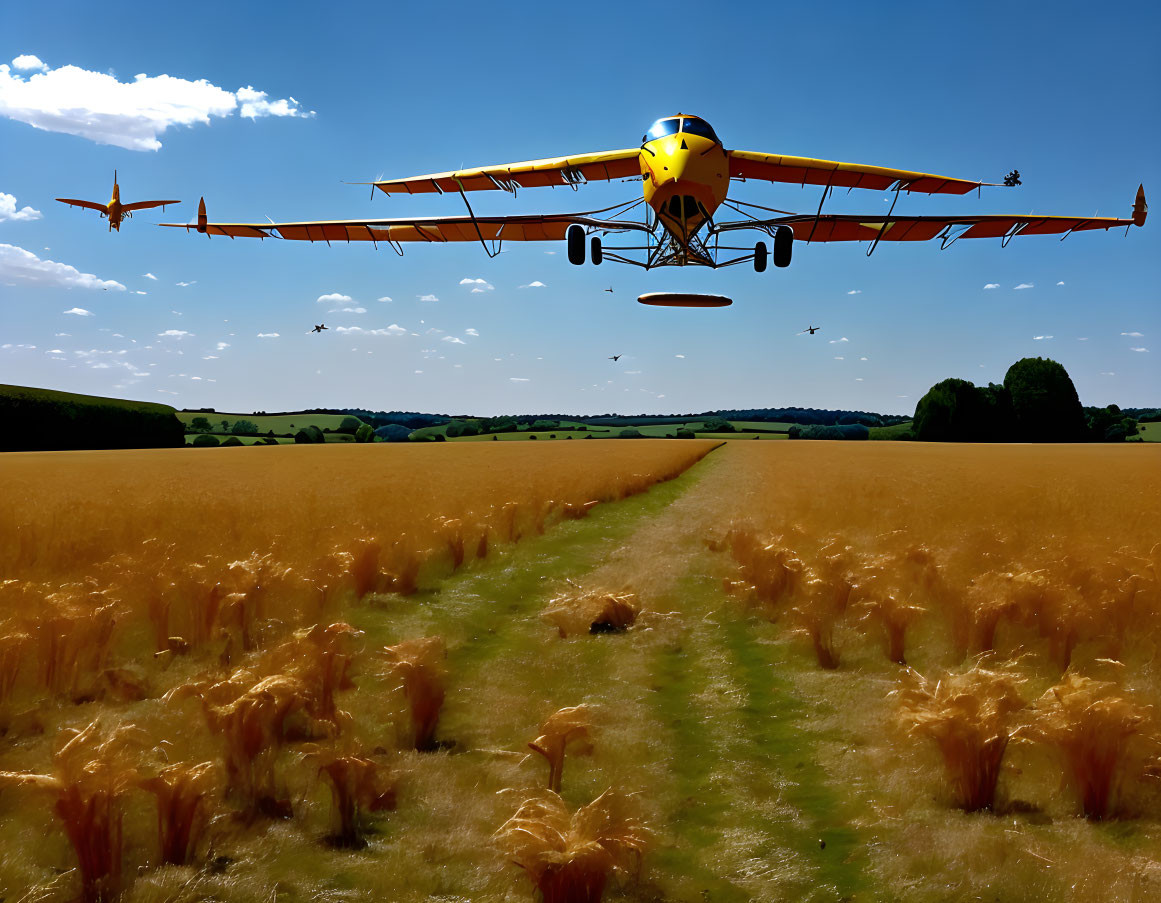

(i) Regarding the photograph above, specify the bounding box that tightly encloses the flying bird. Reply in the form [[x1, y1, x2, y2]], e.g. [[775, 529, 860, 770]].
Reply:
[[312, 324, 328, 333], [604, 287, 614, 293], [56, 171, 179, 232], [609, 354, 622, 361], [799, 325, 821, 335]]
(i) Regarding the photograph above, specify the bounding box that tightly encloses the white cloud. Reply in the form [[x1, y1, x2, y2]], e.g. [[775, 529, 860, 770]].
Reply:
[[520, 281, 547, 289], [1056, 281, 1065, 286], [846, 289, 861, 295], [1101, 371, 1116, 376], [11, 55, 47, 72], [0, 191, 42, 221], [834, 356, 845, 360], [235, 86, 312, 119], [1077, 337, 1089, 341], [1, 343, 35, 350], [63, 307, 93, 316], [1130, 347, 1149, 353], [1033, 335, 1053, 341], [0, 57, 312, 151], [257, 332, 280, 338], [334, 325, 406, 336], [859, 356, 868, 361], [675, 354, 685, 358], [459, 277, 493, 290], [133, 290, 147, 295], [317, 292, 352, 306], [142, 272, 157, 280], [158, 329, 191, 337], [1121, 331, 1144, 337], [828, 337, 849, 344], [983, 283, 1000, 290], [377, 295, 392, 303], [1, 243, 125, 290], [1014, 283, 1034, 290], [509, 377, 530, 382], [465, 328, 479, 337], [442, 336, 465, 345], [175, 280, 195, 287], [855, 377, 863, 381], [202, 355, 218, 360], [215, 341, 230, 350], [336, 306, 366, 314], [544, 250, 556, 255], [418, 293, 439, 302]]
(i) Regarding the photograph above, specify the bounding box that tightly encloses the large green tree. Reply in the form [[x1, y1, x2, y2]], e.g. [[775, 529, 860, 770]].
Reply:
[[913, 378, 990, 441], [1003, 357, 1085, 441]]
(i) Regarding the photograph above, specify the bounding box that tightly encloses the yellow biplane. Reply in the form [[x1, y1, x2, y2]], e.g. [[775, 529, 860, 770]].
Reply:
[[163, 115, 1146, 271], [57, 172, 180, 232]]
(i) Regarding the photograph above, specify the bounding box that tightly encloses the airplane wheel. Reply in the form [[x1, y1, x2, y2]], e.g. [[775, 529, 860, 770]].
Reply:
[[773, 226, 793, 268], [567, 224, 586, 265], [591, 236, 603, 265], [753, 241, 768, 273]]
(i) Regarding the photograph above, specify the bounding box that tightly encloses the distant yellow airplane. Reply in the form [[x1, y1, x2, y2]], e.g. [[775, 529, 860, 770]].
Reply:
[[57, 172, 180, 232], [163, 115, 1146, 272]]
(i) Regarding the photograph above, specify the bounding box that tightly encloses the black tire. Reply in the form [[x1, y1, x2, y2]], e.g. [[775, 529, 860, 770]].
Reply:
[[773, 225, 793, 268], [567, 224, 586, 265], [590, 236, 603, 265], [753, 241, 768, 273]]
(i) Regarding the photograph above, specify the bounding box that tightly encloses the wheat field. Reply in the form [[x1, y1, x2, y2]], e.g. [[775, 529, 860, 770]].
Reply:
[[0, 440, 1158, 902]]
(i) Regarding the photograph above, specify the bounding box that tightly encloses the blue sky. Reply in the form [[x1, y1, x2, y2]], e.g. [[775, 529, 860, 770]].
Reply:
[[2, 0, 1158, 416]]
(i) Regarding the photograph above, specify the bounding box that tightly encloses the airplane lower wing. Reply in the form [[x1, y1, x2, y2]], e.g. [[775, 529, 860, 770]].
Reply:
[[121, 200, 181, 213], [354, 148, 643, 196], [714, 185, 1147, 246], [728, 150, 1002, 195], [55, 198, 108, 214], [160, 206, 651, 244]]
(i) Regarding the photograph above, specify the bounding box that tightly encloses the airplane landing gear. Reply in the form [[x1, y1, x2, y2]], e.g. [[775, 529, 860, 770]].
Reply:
[[753, 240, 768, 272], [567, 224, 586, 265]]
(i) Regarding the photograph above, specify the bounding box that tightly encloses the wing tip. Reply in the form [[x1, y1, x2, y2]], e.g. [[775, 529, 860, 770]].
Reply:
[[1133, 184, 1147, 227]]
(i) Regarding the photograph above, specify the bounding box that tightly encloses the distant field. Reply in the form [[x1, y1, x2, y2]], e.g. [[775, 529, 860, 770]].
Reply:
[[177, 412, 355, 434], [1137, 421, 1161, 441], [870, 420, 914, 440]]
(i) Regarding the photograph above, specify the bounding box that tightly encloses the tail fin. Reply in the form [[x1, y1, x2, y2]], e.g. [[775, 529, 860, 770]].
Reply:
[[197, 197, 207, 233], [1132, 184, 1147, 227]]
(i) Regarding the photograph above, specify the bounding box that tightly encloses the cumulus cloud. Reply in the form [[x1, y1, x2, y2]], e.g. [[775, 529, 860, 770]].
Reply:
[[63, 307, 93, 316], [860, 356, 868, 361], [442, 336, 465, 345], [828, 337, 849, 344], [377, 295, 392, 303], [418, 293, 438, 302], [509, 377, 530, 382], [846, 289, 861, 295], [11, 55, 47, 72], [334, 325, 406, 336], [176, 280, 195, 287], [1101, 371, 1116, 376], [317, 292, 352, 306], [1056, 281, 1065, 286], [1014, 283, 1034, 290], [337, 307, 366, 314], [0, 191, 42, 221], [983, 283, 1000, 290], [1077, 337, 1089, 342], [1, 243, 125, 290], [142, 272, 157, 280], [158, 329, 191, 337], [520, 281, 546, 289], [675, 354, 685, 359], [1121, 331, 1144, 337], [834, 356, 845, 360], [215, 341, 230, 350], [1033, 335, 1053, 341], [133, 290, 147, 295], [257, 332, 280, 338], [1130, 347, 1149, 353], [459, 277, 493, 291], [465, 328, 479, 337], [0, 56, 313, 151]]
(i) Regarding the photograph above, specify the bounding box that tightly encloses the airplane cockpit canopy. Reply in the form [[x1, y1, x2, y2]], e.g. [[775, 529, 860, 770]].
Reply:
[[642, 116, 720, 145]]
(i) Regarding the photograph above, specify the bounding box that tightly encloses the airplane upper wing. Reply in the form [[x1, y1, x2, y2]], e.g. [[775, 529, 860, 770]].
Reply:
[[160, 209, 651, 243], [357, 149, 642, 196], [55, 198, 108, 214], [121, 199, 181, 213], [713, 186, 1148, 244], [728, 150, 1002, 195]]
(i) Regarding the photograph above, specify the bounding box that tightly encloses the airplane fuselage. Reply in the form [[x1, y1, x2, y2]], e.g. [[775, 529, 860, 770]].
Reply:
[[106, 181, 123, 231], [638, 116, 729, 263]]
